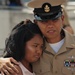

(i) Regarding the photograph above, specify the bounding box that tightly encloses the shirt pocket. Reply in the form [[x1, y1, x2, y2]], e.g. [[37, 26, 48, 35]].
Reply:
[[62, 67, 75, 75], [33, 61, 51, 75], [40, 60, 52, 75]]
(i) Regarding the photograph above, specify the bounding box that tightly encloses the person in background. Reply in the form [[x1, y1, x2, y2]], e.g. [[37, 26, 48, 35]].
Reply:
[[0, 0, 5, 5], [62, 6, 74, 34], [0, 0, 75, 75], [6, 0, 23, 6], [0, 20, 44, 75]]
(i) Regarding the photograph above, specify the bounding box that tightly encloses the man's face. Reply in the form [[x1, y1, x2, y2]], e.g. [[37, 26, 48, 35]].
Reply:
[[36, 15, 64, 42]]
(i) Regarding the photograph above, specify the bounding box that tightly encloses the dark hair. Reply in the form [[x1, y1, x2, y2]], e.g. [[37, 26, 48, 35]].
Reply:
[[3, 21, 43, 61]]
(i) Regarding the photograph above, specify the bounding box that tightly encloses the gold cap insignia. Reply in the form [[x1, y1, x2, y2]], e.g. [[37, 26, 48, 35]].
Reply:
[[44, 5, 50, 12]]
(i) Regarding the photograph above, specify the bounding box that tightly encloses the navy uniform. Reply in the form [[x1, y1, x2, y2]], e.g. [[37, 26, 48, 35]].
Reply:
[[28, 0, 75, 75]]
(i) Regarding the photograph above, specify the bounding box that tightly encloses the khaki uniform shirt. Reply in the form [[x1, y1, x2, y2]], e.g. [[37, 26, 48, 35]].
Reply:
[[32, 30, 75, 75]]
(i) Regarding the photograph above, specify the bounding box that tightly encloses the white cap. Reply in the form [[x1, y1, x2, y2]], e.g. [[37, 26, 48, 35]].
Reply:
[[27, 0, 66, 8]]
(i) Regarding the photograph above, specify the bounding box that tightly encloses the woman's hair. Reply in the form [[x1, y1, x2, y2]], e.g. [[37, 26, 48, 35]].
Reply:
[[3, 20, 43, 61]]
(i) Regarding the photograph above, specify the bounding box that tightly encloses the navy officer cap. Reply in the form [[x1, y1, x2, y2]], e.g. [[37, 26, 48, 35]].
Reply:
[[27, 0, 65, 21]]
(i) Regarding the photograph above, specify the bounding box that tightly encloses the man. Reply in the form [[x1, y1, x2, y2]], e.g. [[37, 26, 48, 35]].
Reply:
[[0, 0, 75, 75]]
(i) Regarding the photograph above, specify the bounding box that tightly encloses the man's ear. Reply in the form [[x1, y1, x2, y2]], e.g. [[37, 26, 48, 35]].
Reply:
[[61, 15, 64, 22]]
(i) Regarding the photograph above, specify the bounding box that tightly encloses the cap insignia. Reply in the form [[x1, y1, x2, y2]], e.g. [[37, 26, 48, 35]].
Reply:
[[44, 5, 50, 12]]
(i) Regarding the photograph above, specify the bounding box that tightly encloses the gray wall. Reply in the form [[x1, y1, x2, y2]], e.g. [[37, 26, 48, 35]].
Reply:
[[0, 8, 34, 56]]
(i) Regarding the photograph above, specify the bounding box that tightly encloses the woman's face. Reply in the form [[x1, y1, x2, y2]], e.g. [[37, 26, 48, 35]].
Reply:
[[23, 34, 43, 63]]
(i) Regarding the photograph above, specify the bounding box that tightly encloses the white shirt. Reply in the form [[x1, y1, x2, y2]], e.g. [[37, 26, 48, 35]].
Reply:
[[49, 38, 65, 53], [18, 62, 35, 75]]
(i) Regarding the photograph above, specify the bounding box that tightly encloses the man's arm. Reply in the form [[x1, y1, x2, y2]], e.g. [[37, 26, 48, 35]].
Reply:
[[0, 57, 19, 75]]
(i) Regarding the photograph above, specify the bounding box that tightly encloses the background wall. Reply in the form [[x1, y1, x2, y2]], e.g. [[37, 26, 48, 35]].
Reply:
[[0, 3, 75, 56]]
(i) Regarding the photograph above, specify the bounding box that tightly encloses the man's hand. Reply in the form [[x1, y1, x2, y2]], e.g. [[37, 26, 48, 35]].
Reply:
[[0, 57, 19, 75]]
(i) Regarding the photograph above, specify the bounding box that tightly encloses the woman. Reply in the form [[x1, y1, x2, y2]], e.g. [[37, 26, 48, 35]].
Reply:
[[1, 20, 44, 75]]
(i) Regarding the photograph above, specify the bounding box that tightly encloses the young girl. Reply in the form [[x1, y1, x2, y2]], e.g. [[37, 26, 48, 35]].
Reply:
[[2, 21, 44, 75]]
